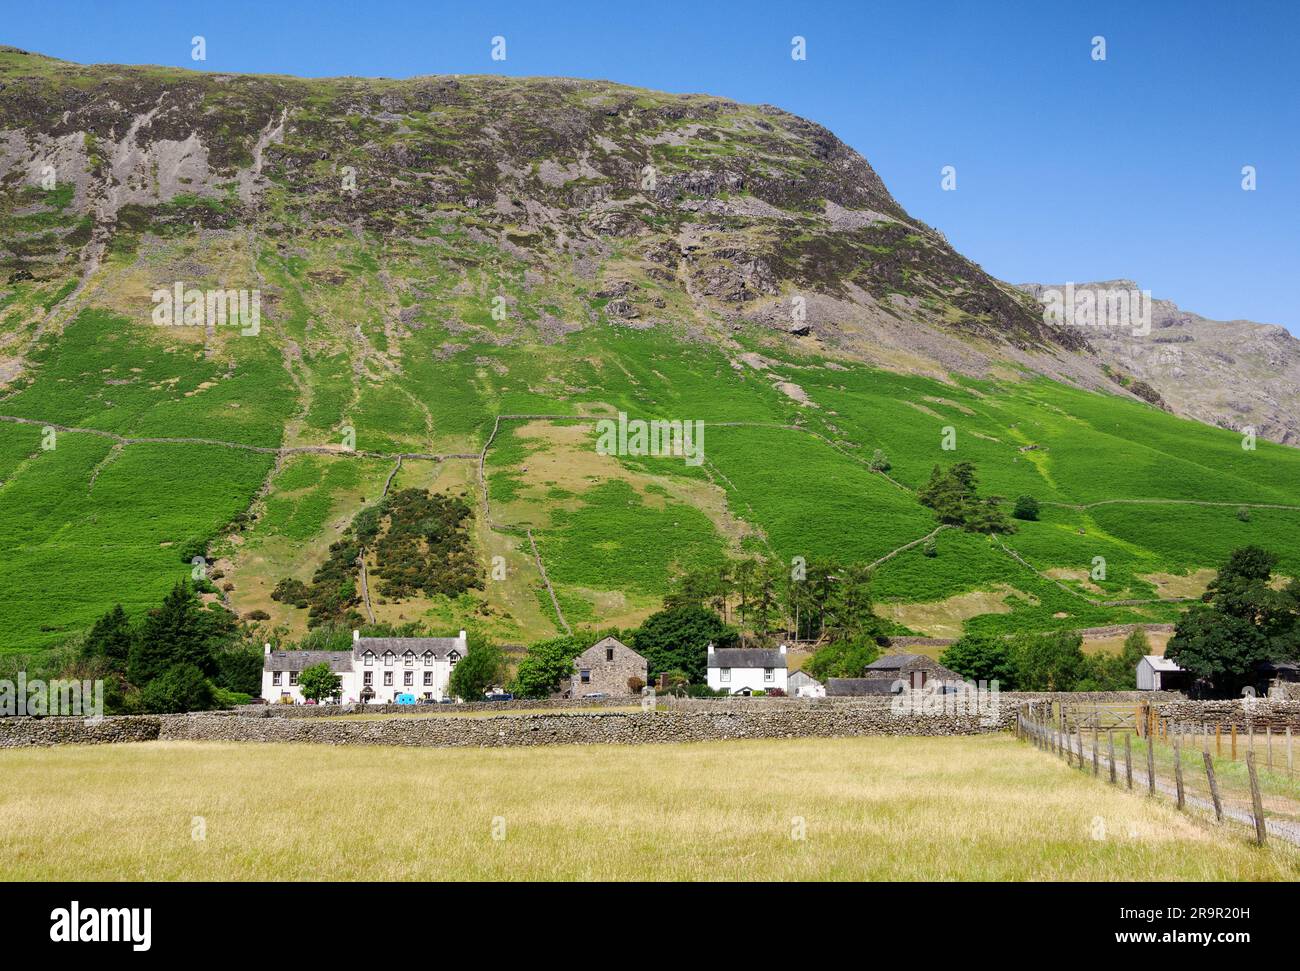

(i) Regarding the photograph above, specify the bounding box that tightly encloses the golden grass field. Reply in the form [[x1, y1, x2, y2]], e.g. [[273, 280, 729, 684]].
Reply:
[[2, 735, 1297, 881]]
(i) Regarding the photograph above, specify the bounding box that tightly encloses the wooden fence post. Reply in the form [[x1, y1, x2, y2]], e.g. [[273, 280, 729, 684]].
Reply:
[[1288, 726, 1293, 776], [1092, 723, 1100, 777], [1267, 725, 1273, 771], [1125, 733, 1133, 789], [1246, 750, 1267, 846], [1203, 751, 1223, 823], [1077, 727, 1085, 771], [1146, 728, 1155, 796], [1215, 721, 1221, 757], [1173, 732, 1185, 810], [1231, 724, 1237, 761], [1108, 731, 1116, 784]]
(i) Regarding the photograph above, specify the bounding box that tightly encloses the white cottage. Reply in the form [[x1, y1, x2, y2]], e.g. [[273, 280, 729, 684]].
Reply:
[[706, 644, 788, 695], [263, 630, 467, 704]]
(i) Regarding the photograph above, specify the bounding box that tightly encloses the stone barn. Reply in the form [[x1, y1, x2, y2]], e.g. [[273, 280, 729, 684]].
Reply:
[[568, 636, 647, 698]]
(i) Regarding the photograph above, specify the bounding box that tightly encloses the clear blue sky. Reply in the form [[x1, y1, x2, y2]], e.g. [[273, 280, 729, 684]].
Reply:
[[7, 0, 1298, 331]]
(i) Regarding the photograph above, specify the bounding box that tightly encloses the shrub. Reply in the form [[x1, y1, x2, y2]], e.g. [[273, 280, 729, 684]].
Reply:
[[271, 578, 310, 608], [298, 662, 343, 702], [1013, 495, 1040, 521], [627, 675, 645, 694], [140, 663, 214, 713], [1237, 506, 1251, 523], [449, 635, 506, 701], [215, 645, 264, 695]]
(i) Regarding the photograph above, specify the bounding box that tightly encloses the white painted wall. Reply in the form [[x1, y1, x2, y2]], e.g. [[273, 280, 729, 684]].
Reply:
[[261, 633, 466, 704], [707, 662, 788, 694]]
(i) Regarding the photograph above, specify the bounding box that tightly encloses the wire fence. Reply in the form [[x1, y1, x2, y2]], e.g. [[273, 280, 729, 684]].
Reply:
[[1016, 702, 1300, 848]]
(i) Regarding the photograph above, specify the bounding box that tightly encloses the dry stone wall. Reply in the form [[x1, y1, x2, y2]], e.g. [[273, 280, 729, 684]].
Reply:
[[0, 716, 160, 748], [235, 697, 627, 718], [0, 691, 1182, 749], [1154, 699, 1300, 730]]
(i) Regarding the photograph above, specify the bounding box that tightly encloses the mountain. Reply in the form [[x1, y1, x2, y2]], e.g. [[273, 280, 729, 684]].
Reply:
[[3, 47, 1300, 654], [1020, 281, 1300, 447]]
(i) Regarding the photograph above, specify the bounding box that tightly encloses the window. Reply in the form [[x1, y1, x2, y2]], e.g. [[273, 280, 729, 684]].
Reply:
[[272, 672, 282, 686], [289, 671, 299, 686], [404, 653, 413, 667], [383, 672, 393, 687], [423, 671, 433, 686], [448, 651, 460, 667], [384, 653, 393, 666], [364, 653, 374, 667], [580, 669, 591, 684], [764, 667, 774, 682], [720, 668, 731, 683], [363, 671, 373, 686], [404, 672, 413, 687], [423, 652, 433, 666], [606, 647, 614, 662]]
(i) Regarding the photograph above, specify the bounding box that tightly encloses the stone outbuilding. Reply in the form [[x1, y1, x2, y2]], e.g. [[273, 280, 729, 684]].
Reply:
[[568, 636, 648, 698], [827, 654, 963, 696]]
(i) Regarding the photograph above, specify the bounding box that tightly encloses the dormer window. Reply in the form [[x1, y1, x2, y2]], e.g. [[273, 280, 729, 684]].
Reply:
[[448, 651, 460, 667], [384, 653, 394, 667], [364, 653, 374, 667], [404, 653, 414, 667], [423, 651, 434, 666]]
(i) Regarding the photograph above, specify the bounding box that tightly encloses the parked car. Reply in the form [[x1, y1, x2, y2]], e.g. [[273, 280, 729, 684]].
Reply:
[[437, 697, 458, 705], [395, 693, 416, 705], [582, 692, 608, 699], [485, 692, 514, 702]]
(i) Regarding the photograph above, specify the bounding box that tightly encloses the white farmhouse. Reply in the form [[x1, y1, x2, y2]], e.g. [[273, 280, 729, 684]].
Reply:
[[263, 630, 467, 704], [706, 644, 788, 695]]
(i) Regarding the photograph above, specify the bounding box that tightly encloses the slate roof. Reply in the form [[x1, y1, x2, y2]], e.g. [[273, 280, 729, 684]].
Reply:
[[826, 678, 898, 696], [264, 650, 353, 673], [1143, 654, 1184, 673], [354, 636, 463, 659], [707, 648, 787, 669], [864, 654, 925, 670], [787, 670, 823, 687]]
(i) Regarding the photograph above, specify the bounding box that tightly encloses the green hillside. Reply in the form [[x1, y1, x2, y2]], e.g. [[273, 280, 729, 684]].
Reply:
[[2, 49, 1298, 654]]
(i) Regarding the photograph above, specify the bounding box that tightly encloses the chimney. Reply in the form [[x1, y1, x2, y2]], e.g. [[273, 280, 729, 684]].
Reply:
[[352, 629, 360, 643], [779, 644, 787, 655], [458, 629, 467, 644], [264, 643, 272, 655]]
